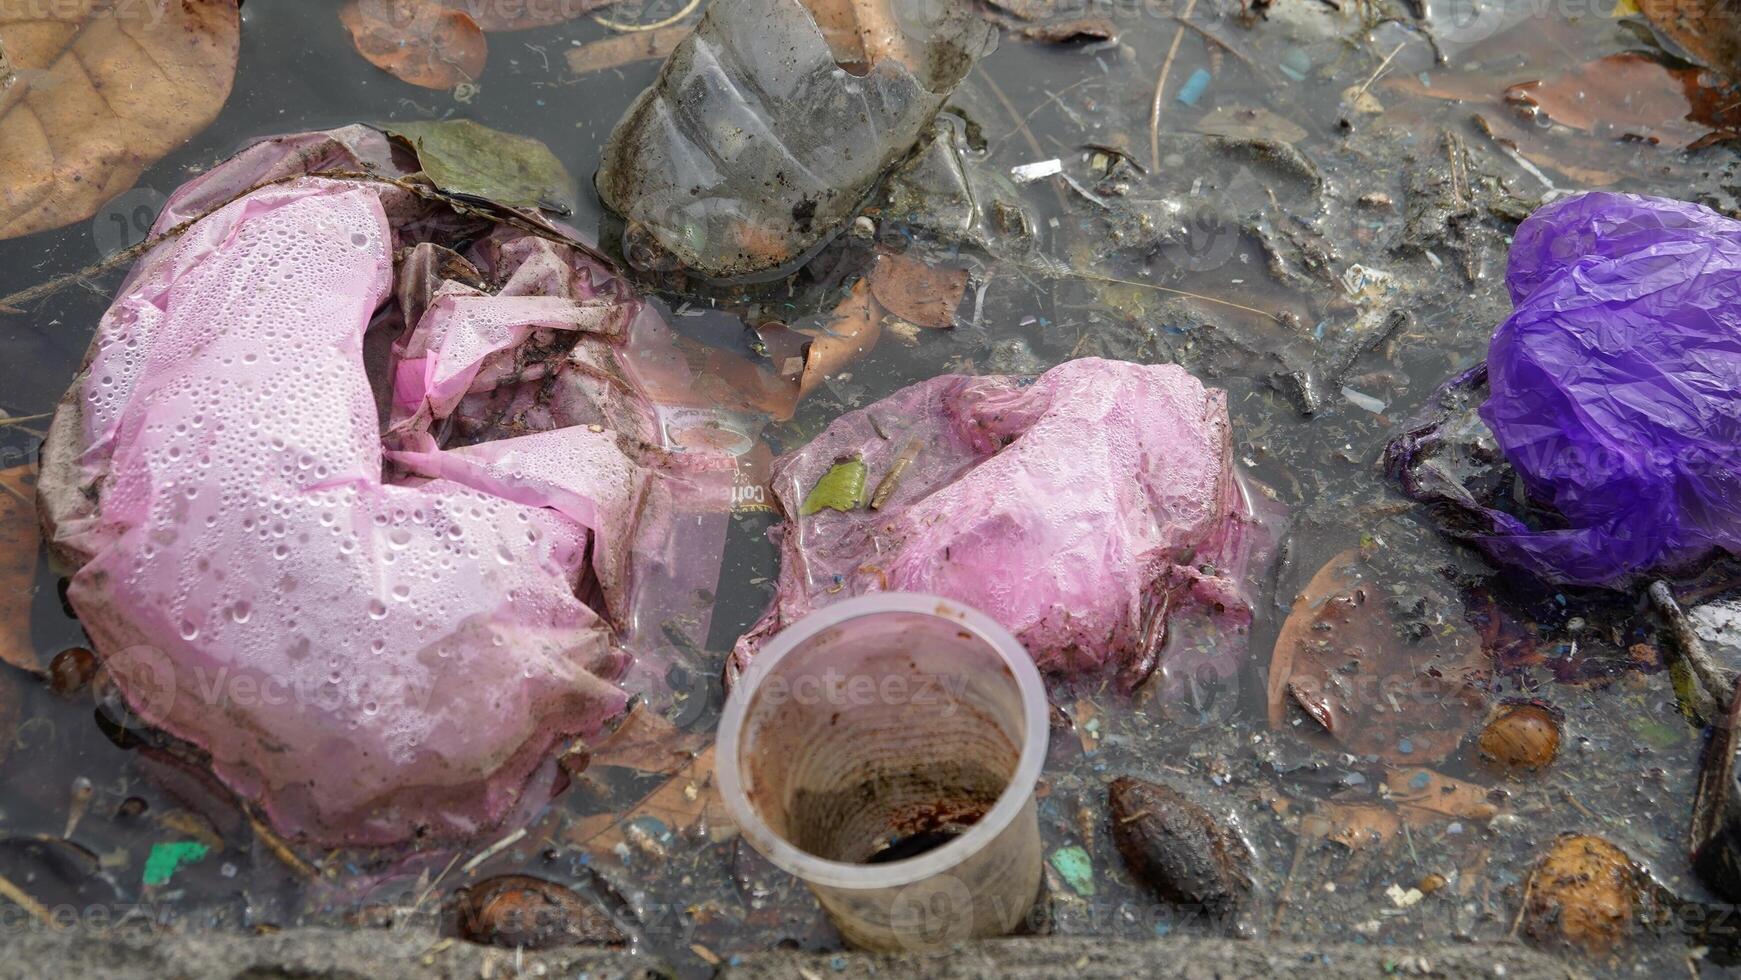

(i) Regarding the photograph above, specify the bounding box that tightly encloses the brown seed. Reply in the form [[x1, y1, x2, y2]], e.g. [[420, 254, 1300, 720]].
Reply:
[[1108, 776, 1253, 921], [1419, 872, 1448, 895], [1522, 834, 1638, 954], [451, 874, 626, 950], [1478, 702, 1562, 769], [49, 646, 98, 696]]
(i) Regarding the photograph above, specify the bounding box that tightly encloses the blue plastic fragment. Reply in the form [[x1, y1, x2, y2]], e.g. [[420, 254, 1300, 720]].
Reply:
[[1177, 68, 1211, 106]]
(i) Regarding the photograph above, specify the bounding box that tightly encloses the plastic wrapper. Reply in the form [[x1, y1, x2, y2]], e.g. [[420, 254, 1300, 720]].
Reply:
[[730, 358, 1266, 686], [1389, 193, 1741, 589], [37, 127, 740, 844], [595, 0, 996, 279]]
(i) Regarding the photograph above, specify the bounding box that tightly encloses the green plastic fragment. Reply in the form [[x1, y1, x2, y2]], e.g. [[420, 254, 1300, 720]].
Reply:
[[800, 458, 867, 516], [383, 119, 577, 212], [1049, 845, 1095, 897], [143, 841, 211, 886]]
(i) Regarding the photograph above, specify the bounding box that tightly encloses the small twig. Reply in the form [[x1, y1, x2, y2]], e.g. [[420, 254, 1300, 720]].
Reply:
[[0, 872, 51, 925], [411, 851, 465, 918], [1148, 0, 1199, 173], [1059, 269, 1282, 322], [0, 413, 49, 428], [1352, 42, 1406, 104], [1651, 580, 1737, 721], [459, 827, 527, 875], [1270, 827, 1310, 934], [245, 807, 318, 880]]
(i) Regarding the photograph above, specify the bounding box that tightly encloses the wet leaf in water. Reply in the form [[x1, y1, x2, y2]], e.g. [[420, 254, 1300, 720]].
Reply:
[[565, 745, 732, 858], [1634, 0, 1741, 74], [564, 23, 691, 76], [1503, 52, 1741, 148], [1017, 17, 1117, 43], [436, 0, 612, 31], [0, 465, 40, 675], [386, 119, 576, 211], [868, 252, 968, 329], [1267, 550, 1488, 764], [1302, 768, 1496, 850], [572, 700, 707, 777], [0, 0, 241, 240], [339, 0, 487, 91], [756, 277, 885, 415], [804, 0, 925, 71], [451, 874, 626, 949], [800, 456, 867, 515], [1522, 833, 1640, 955]]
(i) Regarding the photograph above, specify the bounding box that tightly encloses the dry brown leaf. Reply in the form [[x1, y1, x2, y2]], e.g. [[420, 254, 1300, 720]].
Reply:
[[339, 0, 486, 91], [564, 744, 732, 858], [869, 252, 968, 329], [564, 23, 689, 76], [757, 277, 883, 417], [437, 0, 610, 31], [579, 701, 707, 776], [0, 464, 40, 675], [1268, 550, 1488, 764], [0, 0, 240, 240]]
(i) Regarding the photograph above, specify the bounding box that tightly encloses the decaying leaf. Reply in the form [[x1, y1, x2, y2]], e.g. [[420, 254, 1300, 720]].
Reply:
[[1503, 52, 1741, 148], [0, 0, 241, 240], [868, 252, 968, 329], [1017, 16, 1117, 43], [564, 23, 691, 76], [386, 119, 576, 211], [564, 745, 733, 858], [1301, 767, 1496, 851], [1634, 0, 1741, 75], [573, 701, 707, 777], [0, 465, 39, 675], [1522, 834, 1640, 955], [804, 0, 924, 72], [759, 277, 884, 409], [1268, 549, 1489, 763], [800, 456, 867, 515], [1193, 106, 1308, 145], [436, 0, 611, 31], [450, 874, 626, 949], [339, 0, 487, 91]]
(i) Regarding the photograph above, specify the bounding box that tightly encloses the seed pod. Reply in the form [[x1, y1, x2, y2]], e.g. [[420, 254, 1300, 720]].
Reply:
[[1522, 834, 1638, 954], [1108, 776, 1252, 921], [1478, 701, 1562, 770], [451, 874, 626, 950]]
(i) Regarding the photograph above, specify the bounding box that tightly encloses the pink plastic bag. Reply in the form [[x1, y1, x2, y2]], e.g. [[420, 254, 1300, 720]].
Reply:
[[38, 127, 739, 844], [731, 358, 1268, 689]]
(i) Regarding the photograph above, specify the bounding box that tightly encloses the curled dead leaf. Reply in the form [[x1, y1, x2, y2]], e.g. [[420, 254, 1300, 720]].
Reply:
[[340, 0, 487, 91], [1268, 549, 1489, 763], [1503, 52, 1741, 148], [0, 0, 241, 240], [564, 744, 732, 859]]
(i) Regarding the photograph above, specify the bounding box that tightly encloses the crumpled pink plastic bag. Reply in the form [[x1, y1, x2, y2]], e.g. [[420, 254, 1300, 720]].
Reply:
[[731, 358, 1265, 687], [38, 127, 737, 844]]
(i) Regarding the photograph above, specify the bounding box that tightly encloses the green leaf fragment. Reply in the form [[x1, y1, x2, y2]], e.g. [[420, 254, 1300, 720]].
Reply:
[[143, 841, 211, 886], [384, 119, 577, 212], [800, 458, 867, 516], [1049, 845, 1095, 897]]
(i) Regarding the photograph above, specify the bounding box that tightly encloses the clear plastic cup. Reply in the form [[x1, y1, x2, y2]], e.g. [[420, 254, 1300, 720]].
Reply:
[[716, 593, 1048, 951]]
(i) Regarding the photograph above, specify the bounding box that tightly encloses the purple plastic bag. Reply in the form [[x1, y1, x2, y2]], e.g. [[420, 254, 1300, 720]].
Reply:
[[1474, 192, 1741, 588]]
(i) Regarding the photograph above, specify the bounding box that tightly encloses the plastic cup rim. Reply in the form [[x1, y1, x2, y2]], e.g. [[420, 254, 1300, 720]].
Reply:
[[715, 592, 1049, 891]]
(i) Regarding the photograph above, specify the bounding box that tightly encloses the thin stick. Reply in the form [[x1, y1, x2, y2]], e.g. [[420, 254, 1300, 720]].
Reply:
[[1351, 42, 1406, 104], [1149, 0, 1199, 173], [246, 808, 319, 880], [0, 872, 53, 925], [1061, 269, 1281, 322], [0, 413, 49, 428], [459, 827, 527, 875]]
